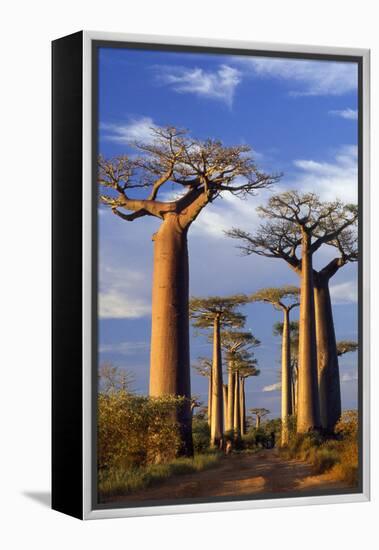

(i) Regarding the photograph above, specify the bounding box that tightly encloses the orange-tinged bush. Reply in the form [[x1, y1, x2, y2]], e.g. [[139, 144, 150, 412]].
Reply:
[[98, 391, 186, 470]]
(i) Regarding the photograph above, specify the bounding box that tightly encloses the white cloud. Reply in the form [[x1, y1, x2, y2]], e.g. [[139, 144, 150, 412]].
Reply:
[[330, 280, 358, 305], [341, 372, 358, 383], [262, 382, 281, 392], [237, 57, 357, 96], [99, 265, 151, 319], [293, 145, 358, 203], [99, 341, 149, 355], [101, 116, 157, 144], [158, 64, 241, 106], [329, 108, 358, 120]]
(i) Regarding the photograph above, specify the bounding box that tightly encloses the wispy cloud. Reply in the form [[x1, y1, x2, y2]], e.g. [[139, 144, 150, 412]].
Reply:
[[237, 57, 357, 96], [330, 280, 358, 305], [99, 265, 151, 319], [262, 382, 281, 392], [329, 108, 358, 120], [157, 64, 242, 106], [341, 371, 358, 383], [99, 341, 149, 355], [101, 116, 157, 144], [293, 144, 358, 203]]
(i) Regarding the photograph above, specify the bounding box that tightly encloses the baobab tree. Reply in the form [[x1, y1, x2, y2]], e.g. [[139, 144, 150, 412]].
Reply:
[[274, 321, 299, 415], [190, 295, 248, 447], [193, 357, 212, 426], [314, 226, 357, 432], [337, 340, 358, 356], [99, 126, 278, 455], [221, 330, 260, 435], [227, 191, 357, 433], [251, 286, 299, 444], [250, 408, 270, 429], [239, 359, 260, 435]]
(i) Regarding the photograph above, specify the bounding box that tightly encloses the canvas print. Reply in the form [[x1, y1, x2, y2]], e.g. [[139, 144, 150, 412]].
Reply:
[[95, 43, 360, 507]]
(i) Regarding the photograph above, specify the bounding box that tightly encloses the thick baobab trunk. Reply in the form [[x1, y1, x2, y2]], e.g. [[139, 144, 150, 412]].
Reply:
[[233, 372, 241, 438], [240, 378, 246, 436], [207, 371, 212, 427], [281, 308, 292, 445], [211, 315, 224, 448], [223, 384, 228, 431], [149, 214, 193, 456], [297, 231, 321, 433], [226, 366, 235, 433], [314, 278, 341, 432], [256, 415, 261, 429]]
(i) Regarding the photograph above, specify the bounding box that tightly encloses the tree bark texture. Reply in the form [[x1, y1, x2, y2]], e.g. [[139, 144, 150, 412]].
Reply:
[[314, 278, 341, 432], [297, 231, 321, 433], [240, 377, 246, 436], [149, 214, 193, 455], [281, 308, 292, 445], [233, 371, 241, 438], [207, 371, 212, 427], [226, 366, 235, 433], [223, 384, 228, 432], [211, 315, 224, 447]]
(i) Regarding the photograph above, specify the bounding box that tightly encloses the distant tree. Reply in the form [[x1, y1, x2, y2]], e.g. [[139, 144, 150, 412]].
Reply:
[[274, 321, 299, 415], [251, 286, 299, 445], [99, 126, 278, 456], [250, 408, 270, 429], [239, 359, 260, 435], [98, 363, 135, 394], [190, 295, 248, 447], [193, 357, 212, 425], [221, 330, 260, 437], [227, 191, 357, 433]]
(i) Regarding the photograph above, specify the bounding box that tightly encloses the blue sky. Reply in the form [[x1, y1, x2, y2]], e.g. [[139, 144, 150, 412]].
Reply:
[[97, 46, 359, 418]]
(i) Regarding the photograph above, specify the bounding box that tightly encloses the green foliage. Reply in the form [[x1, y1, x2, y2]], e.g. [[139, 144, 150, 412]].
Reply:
[[98, 453, 221, 501], [336, 341, 358, 356], [98, 391, 186, 471], [250, 286, 299, 309], [192, 417, 211, 453], [189, 295, 248, 330]]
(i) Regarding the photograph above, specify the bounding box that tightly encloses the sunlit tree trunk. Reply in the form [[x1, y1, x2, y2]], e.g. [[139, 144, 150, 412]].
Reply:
[[256, 415, 261, 429], [149, 214, 193, 456], [226, 366, 235, 433], [314, 277, 341, 432], [233, 371, 241, 439], [297, 231, 321, 433], [240, 377, 246, 436], [207, 370, 212, 427], [281, 308, 292, 445], [223, 384, 228, 432], [211, 314, 224, 448]]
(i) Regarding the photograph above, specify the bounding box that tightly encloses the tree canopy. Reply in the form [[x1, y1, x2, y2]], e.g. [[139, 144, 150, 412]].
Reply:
[[189, 295, 248, 329], [337, 340, 358, 356], [250, 285, 300, 311], [98, 126, 280, 228]]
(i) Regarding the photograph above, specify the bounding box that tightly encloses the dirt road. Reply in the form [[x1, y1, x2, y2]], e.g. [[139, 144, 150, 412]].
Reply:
[[108, 450, 353, 503]]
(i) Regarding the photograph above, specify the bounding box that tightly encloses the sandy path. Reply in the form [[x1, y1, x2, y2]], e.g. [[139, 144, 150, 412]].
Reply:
[[106, 450, 353, 504]]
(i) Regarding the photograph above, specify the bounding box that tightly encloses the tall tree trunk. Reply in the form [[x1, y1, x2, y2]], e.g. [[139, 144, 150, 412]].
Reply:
[[281, 308, 292, 445], [223, 384, 228, 432], [149, 214, 193, 456], [314, 277, 341, 432], [240, 377, 246, 436], [297, 231, 321, 433], [226, 365, 235, 433], [207, 371, 212, 427], [256, 415, 260, 429], [211, 315, 224, 448], [233, 371, 241, 439]]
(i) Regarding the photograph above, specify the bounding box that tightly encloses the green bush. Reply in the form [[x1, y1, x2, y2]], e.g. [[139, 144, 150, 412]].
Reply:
[[192, 417, 210, 453], [98, 391, 186, 470], [98, 453, 221, 500]]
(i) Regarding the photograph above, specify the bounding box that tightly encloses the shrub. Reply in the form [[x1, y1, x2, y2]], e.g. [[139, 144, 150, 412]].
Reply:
[[192, 417, 210, 453], [98, 453, 221, 500], [98, 391, 186, 471]]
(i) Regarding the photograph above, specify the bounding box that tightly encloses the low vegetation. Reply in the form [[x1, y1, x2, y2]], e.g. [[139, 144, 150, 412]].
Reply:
[[280, 410, 358, 485]]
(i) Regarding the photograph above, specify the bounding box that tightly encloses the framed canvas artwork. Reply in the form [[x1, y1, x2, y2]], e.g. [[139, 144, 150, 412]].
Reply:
[[52, 31, 370, 519]]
